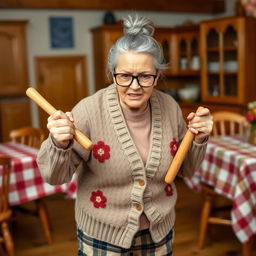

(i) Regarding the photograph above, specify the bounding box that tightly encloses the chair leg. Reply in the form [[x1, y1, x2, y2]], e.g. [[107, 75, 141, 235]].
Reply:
[[198, 193, 214, 249], [242, 239, 253, 256], [2, 222, 15, 256], [35, 199, 53, 244]]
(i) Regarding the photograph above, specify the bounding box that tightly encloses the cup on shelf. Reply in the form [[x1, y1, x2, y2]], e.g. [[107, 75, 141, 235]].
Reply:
[[208, 62, 219, 72], [191, 56, 200, 70], [224, 61, 238, 72], [180, 57, 188, 70]]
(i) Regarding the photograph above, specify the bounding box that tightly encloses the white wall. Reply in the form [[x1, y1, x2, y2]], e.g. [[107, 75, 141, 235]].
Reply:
[[0, 0, 236, 125]]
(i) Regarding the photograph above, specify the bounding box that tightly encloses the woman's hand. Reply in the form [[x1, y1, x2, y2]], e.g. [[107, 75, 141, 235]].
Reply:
[[187, 107, 213, 144], [47, 110, 75, 148]]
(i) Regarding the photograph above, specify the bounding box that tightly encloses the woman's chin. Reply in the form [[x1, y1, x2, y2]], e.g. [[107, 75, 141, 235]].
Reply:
[[125, 101, 147, 111]]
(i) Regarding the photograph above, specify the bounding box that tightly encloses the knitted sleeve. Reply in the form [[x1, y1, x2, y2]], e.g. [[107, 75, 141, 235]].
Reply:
[[36, 98, 92, 185]]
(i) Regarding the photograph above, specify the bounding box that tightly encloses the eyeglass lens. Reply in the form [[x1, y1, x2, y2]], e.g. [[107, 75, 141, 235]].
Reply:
[[115, 73, 155, 87]]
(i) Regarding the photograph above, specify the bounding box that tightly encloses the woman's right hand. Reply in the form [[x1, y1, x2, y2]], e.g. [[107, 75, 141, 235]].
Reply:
[[47, 110, 75, 148]]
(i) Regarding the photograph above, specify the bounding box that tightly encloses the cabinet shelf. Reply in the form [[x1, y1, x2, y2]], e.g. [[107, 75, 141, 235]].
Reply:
[[223, 71, 237, 75], [191, 51, 199, 55], [207, 46, 237, 52], [174, 70, 200, 76], [223, 46, 237, 51], [206, 47, 220, 52]]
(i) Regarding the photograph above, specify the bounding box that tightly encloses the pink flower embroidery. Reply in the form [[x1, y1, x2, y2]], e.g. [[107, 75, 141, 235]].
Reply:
[[92, 141, 110, 162], [90, 190, 107, 208], [165, 184, 173, 196], [170, 138, 178, 156]]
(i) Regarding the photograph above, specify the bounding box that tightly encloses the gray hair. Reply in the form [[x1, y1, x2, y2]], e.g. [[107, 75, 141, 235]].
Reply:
[[107, 15, 168, 72]]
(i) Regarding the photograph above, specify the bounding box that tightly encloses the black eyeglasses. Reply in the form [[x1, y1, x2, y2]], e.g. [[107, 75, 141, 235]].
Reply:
[[113, 72, 157, 88]]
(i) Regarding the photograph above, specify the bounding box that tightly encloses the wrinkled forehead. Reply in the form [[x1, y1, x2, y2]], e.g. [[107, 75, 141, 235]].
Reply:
[[114, 52, 156, 73]]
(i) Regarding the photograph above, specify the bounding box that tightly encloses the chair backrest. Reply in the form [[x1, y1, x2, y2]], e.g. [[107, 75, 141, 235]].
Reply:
[[212, 111, 251, 139], [0, 156, 11, 213], [9, 126, 45, 149]]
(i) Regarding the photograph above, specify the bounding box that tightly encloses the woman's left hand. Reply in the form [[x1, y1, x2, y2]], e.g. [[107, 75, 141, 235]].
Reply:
[[187, 107, 213, 144]]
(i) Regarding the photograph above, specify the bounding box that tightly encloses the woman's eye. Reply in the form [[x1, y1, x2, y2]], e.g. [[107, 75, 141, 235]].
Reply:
[[140, 75, 150, 80], [120, 74, 131, 79]]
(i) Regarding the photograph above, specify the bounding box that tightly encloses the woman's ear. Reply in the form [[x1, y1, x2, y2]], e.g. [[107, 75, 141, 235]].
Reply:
[[106, 68, 115, 84], [154, 71, 161, 85]]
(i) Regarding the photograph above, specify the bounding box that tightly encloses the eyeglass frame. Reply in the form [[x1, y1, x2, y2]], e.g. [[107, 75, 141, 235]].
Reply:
[[112, 70, 158, 88]]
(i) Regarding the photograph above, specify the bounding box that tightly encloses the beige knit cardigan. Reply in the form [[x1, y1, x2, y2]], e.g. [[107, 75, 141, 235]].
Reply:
[[37, 84, 207, 248]]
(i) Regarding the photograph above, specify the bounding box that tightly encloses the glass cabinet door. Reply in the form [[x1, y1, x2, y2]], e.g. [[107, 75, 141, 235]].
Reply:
[[202, 20, 240, 103], [175, 32, 200, 75], [223, 26, 238, 97], [179, 39, 188, 70], [206, 29, 220, 96]]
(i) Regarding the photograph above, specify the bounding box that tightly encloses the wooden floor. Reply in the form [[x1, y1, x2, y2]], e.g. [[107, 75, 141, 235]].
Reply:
[[5, 178, 256, 256]]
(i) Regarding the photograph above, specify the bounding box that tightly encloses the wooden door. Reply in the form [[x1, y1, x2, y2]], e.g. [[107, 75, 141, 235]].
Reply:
[[0, 21, 29, 96], [35, 56, 88, 136]]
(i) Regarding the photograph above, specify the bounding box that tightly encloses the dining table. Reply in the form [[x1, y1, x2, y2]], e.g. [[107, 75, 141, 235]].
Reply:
[[0, 141, 77, 206], [184, 136, 256, 254]]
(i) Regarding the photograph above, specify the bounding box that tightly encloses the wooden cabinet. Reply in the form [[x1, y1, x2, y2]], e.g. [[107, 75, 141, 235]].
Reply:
[[0, 98, 31, 142], [200, 16, 256, 105], [91, 18, 256, 118], [151, 28, 173, 76], [0, 21, 31, 142], [91, 25, 123, 91], [0, 21, 29, 96], [91, 24, 200, 91]]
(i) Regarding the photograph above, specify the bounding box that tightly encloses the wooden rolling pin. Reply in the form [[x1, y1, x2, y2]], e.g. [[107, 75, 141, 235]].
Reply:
[[165, 106, 204, 184], [26, 87, 94, 150]]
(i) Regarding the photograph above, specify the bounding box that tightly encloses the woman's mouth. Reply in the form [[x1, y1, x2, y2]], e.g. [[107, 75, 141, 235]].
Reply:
[[127, 93, 142, 99]]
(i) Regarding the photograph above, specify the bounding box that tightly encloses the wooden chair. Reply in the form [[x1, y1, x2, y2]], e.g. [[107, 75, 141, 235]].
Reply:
[[0, 156, 15, 256], [9, 126, 45, 149], [198, 111, 252, 255], [211, 111, 251, 139], [9, 127, 53, 244]]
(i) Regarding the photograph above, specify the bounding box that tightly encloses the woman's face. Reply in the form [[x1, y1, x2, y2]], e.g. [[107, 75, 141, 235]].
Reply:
[[113, 52, 159, 112]]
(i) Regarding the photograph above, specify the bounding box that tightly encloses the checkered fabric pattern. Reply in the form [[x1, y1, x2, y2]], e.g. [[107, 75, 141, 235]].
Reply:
[[77, 228, 173, 256], [184, 136, 256, 243], [0, 142, 77, 205]]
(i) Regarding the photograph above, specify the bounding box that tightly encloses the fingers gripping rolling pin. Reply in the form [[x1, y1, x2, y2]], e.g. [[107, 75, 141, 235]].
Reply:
[[165, 106, 204, 184], [26, 87, 94, 151]]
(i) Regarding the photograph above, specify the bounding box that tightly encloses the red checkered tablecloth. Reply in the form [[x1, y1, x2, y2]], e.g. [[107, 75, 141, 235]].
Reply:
[[0, 142, 77, 206], [184, 136, 256, 243]]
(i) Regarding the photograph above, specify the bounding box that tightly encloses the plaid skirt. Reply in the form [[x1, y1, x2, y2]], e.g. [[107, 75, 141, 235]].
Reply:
[[77, 228, 173, 256]]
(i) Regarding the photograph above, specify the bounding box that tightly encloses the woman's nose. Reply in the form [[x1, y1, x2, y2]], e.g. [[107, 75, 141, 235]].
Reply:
[[129, 78, 140, 89]]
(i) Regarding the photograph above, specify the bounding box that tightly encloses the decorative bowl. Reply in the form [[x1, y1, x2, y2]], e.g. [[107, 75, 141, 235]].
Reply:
[[177, 86, 199, 102]]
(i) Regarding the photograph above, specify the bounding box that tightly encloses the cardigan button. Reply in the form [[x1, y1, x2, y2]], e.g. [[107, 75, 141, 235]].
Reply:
[[135, 204, 142, 211], [138, 179, 145, 186]]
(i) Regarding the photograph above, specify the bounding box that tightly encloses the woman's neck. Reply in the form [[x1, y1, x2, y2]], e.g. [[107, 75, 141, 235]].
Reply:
[[121, 101, 149, 115]]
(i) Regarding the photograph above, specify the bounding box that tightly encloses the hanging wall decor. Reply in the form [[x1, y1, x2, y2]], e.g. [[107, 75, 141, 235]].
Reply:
[[49, 16, 74, 49]]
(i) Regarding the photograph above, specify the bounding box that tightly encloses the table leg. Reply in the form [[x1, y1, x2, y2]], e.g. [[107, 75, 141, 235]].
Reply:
[[242, 239, 253, 256]]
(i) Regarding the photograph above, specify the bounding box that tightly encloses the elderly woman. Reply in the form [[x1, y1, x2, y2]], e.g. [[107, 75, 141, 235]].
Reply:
[[37, 15, 213, 256]]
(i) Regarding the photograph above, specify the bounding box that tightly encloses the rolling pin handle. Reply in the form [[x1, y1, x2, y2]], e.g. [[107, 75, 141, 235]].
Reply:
[[164, 106, 204, 184]]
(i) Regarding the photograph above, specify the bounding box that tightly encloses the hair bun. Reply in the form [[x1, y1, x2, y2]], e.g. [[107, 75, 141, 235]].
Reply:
[[123, 15, 155, 36]]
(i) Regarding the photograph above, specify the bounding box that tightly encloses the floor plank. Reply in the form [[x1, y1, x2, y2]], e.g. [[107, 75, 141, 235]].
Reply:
[[9, 179, 255, 256]]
